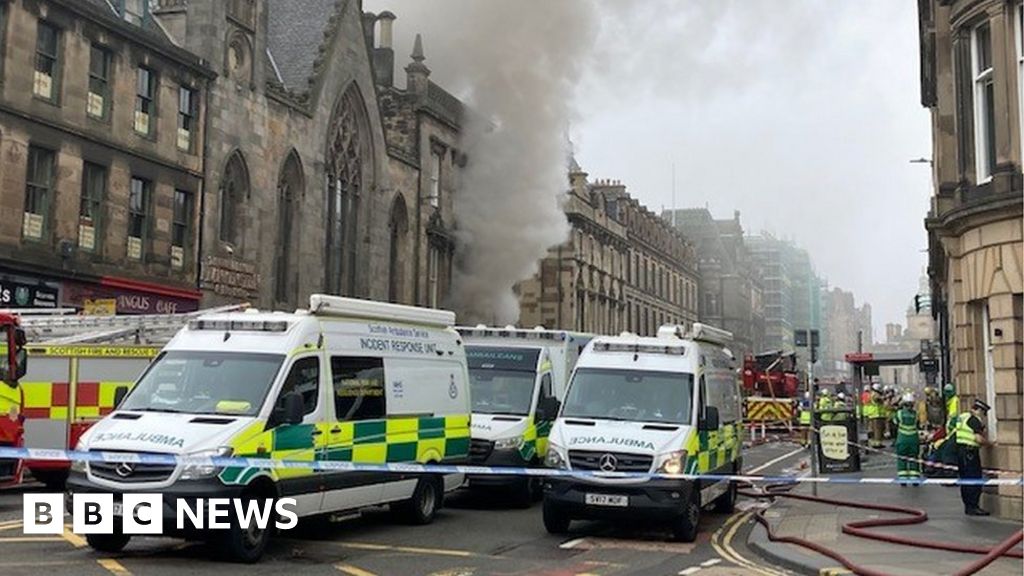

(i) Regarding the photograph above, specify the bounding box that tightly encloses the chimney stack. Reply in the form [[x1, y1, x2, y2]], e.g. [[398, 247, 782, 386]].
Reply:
[[373, 11, 397, 87]]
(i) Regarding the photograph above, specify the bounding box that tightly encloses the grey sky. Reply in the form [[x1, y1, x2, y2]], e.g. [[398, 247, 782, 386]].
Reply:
[[366, 0, 932, 340]]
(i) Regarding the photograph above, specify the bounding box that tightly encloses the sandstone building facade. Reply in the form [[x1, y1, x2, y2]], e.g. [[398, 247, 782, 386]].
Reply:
[[517, 162, 699, 336], [919, 0, 1024, 518], [0, 0, 213, 314]]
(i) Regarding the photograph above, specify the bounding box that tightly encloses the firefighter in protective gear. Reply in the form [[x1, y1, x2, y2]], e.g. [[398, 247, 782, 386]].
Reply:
[[956, 399, 992, 515], [816, 388, 833, 423], [883, 386, 897, 439], [866, 383, 886, 448], [833, 392, 849, 422], [894, 393, 921, 482]]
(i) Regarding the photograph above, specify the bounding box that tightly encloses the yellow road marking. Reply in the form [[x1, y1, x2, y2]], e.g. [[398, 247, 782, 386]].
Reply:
[[335, 563, 379, 576], [0, 536, 65, 542], [333, 541, 476, 558], [712, 512, 787, 576], [62, 526, 87, 548], [97, 559, 132, 576]]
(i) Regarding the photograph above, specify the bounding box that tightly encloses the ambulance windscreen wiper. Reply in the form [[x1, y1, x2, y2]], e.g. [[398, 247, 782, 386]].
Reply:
[[138, 407, 186, 414]]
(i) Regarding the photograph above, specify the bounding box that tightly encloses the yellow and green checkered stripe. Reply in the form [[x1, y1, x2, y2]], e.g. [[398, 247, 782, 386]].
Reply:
[[684, 422, 741, 475], [221, 415, 471, 485], [517, 418, 554, 462]]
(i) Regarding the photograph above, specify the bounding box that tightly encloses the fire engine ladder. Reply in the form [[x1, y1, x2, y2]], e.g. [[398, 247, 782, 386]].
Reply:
[[18, 304, 249, 345]]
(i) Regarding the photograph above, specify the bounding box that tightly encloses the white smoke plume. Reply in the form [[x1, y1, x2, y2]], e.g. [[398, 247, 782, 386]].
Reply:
[[365, 0, 598, 324]]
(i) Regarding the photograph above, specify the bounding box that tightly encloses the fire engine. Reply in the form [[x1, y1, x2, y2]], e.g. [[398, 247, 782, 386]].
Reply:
[[741, 350, 801, 425], [0, 312, 27, 486], [1, 305, 244, 488]]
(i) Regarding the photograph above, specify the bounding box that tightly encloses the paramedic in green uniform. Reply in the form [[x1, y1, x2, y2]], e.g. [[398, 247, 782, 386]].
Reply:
[[894, 393, 921, 483]]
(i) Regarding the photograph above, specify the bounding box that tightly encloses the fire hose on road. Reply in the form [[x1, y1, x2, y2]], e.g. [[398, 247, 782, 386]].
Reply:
[[739, 483, 1023, 576]]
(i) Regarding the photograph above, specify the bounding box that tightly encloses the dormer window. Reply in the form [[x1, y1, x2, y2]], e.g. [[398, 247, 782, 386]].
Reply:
[[122, 0, 145, 26]]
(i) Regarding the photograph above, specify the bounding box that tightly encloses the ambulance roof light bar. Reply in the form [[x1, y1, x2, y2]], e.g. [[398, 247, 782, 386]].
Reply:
[[310, 294, 455, 328], [685, 323, 734, 346], [456, 326, 568, 341], [593, 340, 687, 356], [189, 319, 289, 333]]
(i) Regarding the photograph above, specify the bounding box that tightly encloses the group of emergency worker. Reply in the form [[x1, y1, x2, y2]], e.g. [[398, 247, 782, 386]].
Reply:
[[799, 380, 994, 516]]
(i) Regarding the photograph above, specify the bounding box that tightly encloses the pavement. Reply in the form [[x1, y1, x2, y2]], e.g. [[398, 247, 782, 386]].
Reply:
[[0, 442, 807, 576], [746, 448, 1024, 576]]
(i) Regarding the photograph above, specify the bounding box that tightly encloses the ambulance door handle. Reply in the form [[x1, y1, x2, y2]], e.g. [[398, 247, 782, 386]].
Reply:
[[330, 427, 342, 433], [311, 429, 323, 437]]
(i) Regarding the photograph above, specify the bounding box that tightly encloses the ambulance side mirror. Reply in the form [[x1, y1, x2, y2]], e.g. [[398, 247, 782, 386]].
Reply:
[[113, 386, 129, 408], [700, 406, 720, 431]]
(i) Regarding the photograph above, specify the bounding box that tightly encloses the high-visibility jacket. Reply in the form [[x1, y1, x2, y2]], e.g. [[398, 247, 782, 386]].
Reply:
[[864, 396, 881, 419], [799, 407, 812, 425], [817, 396, 833, 422], [945, 396, 960, 432], [954, 413, 979, 448]]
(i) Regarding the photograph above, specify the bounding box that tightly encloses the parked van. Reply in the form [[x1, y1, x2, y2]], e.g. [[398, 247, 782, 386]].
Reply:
[[68, 295, 471, 562], [458, 327, 591, 505], [542, 324, 742, 542]]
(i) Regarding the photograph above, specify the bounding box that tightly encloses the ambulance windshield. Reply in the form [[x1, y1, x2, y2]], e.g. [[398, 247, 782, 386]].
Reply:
[[120, 351, 285, 416], [562, 368, 693, 424], [467, 345, 539, 416]]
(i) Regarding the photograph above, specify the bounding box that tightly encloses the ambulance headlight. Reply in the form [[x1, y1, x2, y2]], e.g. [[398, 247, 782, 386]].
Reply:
[[545, 446, 568, 470], [180, 447, 233, 480], [657, 450, 688, 476], [494, 436, 525, 451], [70, 458, 87, 473]]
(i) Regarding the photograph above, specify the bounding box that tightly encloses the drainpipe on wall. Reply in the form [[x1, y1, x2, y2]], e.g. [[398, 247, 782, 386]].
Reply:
[[195, 72, 213, 300]]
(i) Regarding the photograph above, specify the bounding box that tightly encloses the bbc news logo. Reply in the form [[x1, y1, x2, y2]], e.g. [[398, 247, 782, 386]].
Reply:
[[23, 494, 298, 534]]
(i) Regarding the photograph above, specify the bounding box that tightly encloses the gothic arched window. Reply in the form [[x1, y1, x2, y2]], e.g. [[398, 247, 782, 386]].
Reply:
[[275, 150, 304, 304], [388, 194, 409, 303], [219, 151, 249, 246], [325, 87, 371, 296]]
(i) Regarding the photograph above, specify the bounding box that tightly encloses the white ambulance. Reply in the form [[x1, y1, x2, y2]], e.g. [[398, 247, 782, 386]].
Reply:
[[68, 295, 471, 562], [542, 324, 742, 542], [457, 326, 591, 505]]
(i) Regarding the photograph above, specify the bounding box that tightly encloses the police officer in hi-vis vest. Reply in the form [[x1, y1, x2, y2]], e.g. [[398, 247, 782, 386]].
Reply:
[[955, 399, 993, 516]]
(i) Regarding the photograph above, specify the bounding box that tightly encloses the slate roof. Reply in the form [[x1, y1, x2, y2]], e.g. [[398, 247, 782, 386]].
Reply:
[[266, 0, 342, 92]]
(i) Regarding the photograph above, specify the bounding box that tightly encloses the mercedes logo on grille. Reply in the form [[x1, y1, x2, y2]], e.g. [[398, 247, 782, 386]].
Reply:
[[598, 453, 618, 472], [115, 462, 135, 478]]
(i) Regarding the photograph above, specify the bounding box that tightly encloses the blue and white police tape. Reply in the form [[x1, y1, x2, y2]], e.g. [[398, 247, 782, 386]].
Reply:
[[3, 446, 1021, 486]]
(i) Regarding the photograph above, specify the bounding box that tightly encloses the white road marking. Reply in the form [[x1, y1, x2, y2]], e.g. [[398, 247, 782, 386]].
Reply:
[[678, 567, 702, 575], [559, 537, 585, 549], [746, 446, 806, 475], [701, 559, 722, 567]]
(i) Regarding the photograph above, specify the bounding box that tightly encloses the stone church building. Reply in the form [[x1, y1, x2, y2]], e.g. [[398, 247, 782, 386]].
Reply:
[[153, 0, 463, 310]]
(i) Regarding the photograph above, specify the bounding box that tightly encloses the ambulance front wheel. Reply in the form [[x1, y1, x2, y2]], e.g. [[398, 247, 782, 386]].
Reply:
[[672, 491, 701, 542], [86, 532, 130, 553], [222, 495, 272, 563], [395, 476, 441, 525], [542, 499, 570, 534]]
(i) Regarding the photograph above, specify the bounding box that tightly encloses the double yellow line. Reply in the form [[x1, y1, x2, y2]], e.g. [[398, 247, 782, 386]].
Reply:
[[711, 511, 789, 576]]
